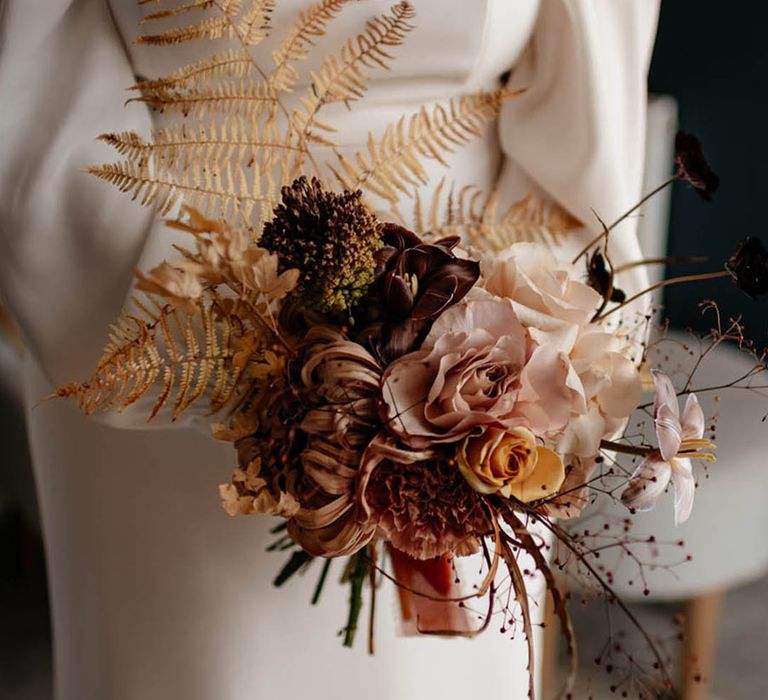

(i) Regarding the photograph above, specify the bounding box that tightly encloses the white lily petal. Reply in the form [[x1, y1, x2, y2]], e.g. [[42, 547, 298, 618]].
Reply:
[[655, 404, 682, 462], [671, 458, 695, 525], [652, 370, 679, 421], [621, 455, 672, 513], [681, 393, 705, 441]]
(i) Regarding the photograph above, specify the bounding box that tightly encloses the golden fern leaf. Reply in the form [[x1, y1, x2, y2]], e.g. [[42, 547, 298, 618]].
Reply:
[[130, 48, 254, 94], [237, 0, 275, 45], [122, 1, 296, 226], [139, 0, 227, 23], [52, 300, 248, 420], [87, 146, 277, 225], [269, 0, 351, 92], [332, 88, 522, 204], [136, 1, 273, 47], [129, 78, 279, 118], [136, 14, 235, 45], [98, 119, 296, 172], [412, 178, 447, 234], [290, 2, 416, 148], [426, 187, 582, 251], [132, 0, 278, 113]]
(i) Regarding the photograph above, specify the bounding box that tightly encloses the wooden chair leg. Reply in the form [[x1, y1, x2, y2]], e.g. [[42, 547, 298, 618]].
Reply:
[[541, 590, 561, 699], [681, 590, 724, 700]]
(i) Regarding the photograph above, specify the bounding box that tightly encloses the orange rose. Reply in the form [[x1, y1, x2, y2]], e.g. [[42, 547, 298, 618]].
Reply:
[[457, 427, 565, 503]]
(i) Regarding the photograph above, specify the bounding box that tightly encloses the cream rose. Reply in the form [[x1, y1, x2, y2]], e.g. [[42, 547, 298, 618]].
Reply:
[[481, 242, 602, 328], [556, 329, 642, 456], [478, 244, 643, 459], [457, 426, 565, 503]]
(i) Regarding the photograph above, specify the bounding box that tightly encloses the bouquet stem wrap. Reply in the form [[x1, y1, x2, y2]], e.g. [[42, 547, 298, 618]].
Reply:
[[389, 546, 472, 636]]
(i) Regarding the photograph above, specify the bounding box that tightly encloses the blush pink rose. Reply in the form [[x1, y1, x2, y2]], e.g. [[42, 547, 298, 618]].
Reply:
[[480, 242, 602, 327], [381, 298, 575, 447]]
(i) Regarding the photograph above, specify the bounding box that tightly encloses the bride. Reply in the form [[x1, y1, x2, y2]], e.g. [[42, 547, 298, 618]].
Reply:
[[0, 1, 658, 698]]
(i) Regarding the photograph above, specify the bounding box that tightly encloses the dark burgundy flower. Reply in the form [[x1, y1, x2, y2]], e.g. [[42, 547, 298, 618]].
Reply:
[[373, 224, 479, 360], [726, 237, 768, 299], [586, 250, 626, 303], [674, 130, 720, 201]]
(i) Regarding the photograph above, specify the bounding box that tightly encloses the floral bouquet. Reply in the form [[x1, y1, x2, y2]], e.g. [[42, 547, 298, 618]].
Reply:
[[54, 1, 768, 697]]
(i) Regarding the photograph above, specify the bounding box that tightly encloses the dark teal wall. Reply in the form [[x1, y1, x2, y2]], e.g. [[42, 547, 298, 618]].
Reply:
[[649, 2, 768, 347]]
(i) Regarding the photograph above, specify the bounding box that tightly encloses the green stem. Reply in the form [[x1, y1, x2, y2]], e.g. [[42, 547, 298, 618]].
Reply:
[[311, 559, 332, 606], [272, 550, 313, 587], [342, 550, 369, 648], [368, 542, 378, 656]]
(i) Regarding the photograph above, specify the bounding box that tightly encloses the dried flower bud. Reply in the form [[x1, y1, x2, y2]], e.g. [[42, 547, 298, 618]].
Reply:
[[674, 130, 719, 201], [726, 236, 768, 299], [586, 250, 626, 303], [260, 177, 382, 313]]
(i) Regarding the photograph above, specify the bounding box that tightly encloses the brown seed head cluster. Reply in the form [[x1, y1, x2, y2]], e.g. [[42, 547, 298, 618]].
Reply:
[[260, 177, 383, 314]]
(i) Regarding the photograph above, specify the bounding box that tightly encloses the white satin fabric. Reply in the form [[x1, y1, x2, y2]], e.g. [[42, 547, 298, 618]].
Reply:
[[0, 2, 658, 699]]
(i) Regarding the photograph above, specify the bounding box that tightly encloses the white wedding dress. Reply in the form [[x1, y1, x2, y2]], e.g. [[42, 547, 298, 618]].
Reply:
[[0, 1, 658, 698]]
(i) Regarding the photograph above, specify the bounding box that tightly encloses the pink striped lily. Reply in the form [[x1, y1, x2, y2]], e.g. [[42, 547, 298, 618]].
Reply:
[[621, 370, 716, 525]]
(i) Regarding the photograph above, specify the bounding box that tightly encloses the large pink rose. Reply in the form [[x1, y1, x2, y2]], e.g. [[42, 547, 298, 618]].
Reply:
[[381, 298, 575, 447]]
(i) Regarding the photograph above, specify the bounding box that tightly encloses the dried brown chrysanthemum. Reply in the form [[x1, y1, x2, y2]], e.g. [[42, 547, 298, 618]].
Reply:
[[286, 327, 383, 556], [260, 177, 383, 314], [363, 453, 490, 560]]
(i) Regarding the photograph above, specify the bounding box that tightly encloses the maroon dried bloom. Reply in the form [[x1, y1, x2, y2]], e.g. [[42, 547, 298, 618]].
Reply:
[[726, 236, 768, 299], [374, 224, 480, 360], [674, 130, 720, 201], [586, 250, 626, 303]]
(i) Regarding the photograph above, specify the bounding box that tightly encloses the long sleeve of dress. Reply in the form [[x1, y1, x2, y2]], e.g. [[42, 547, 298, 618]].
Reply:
[[498, 0, 660, 299], [0, 0, 155, 384]]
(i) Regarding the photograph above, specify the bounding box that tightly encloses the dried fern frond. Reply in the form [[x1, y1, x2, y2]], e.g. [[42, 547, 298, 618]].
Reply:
[[130, 0, 283, 120], [136, 14, 235, 45], [136, 0, 273, 47], [238, 0, 275, 45], [269, 0, 351, 92], [130, 48, 254, 94], [53, 300, 248, 420], [129, 78, 279, 119], [422, 186, 582, 252], [132, 0, 279, 112], [139, 0, 224, 23], [412, 177, 446, 234], [332, 88, 521, 204], [291, 2, 416, 148], [98, 119, 296, 173], [88, 148, 277, 225]]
